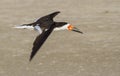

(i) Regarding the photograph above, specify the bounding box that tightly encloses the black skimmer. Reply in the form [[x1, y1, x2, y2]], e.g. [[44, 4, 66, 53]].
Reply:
[[14, 11, 83, 61]]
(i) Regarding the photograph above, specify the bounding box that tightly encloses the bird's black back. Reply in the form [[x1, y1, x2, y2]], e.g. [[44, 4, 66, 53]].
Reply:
[[55, 22, 68, 27], [31, 11, 60, 29], [22, 11, 61, 29]]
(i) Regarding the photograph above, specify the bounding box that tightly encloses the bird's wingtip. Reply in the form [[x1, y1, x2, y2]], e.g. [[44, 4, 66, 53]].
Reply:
[[29, 55, 33, 62], [29, 58, 32, 62], [56, 11, 60, 13]]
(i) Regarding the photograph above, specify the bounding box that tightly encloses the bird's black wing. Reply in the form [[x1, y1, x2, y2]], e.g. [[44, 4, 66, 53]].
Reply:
[[36, 11, 60, 23], [29, 24, 55, 61]]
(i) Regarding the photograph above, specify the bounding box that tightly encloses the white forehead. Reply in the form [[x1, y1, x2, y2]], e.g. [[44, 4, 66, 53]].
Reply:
[[54, 23, 70, 31]]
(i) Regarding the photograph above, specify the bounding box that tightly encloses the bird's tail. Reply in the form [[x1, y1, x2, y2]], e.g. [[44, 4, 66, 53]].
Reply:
[[13, 23, 34, 29]]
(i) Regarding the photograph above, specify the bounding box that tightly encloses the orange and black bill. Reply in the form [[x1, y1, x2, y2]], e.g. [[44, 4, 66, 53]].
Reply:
[[72, 27, 83, 34]]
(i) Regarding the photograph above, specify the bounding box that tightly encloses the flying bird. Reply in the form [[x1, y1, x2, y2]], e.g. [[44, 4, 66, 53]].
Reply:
[[14, 11, 83, 61]]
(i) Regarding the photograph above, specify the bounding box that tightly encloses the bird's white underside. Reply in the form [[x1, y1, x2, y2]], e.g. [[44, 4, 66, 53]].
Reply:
[[34, 25, 42, 34], [14, 23, 70, 33]]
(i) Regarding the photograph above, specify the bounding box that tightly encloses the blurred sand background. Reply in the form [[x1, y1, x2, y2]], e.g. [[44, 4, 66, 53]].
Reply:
[[0, 0, 120, 76]]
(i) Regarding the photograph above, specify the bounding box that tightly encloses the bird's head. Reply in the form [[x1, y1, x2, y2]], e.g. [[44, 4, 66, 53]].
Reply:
[[67, 24, 83, 34], [54, 22, 83, 34]]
